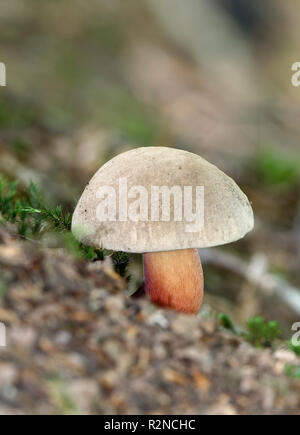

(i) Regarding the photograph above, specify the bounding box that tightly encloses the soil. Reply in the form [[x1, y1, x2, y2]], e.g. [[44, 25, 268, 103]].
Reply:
[[0, 227, 299, 415]]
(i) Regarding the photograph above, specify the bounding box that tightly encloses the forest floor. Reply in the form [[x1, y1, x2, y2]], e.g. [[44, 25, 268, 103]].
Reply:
[[0, 226, 299, 415]]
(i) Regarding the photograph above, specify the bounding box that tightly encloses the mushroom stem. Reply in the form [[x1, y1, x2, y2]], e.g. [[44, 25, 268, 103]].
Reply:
[[143, 248, 203, 314]]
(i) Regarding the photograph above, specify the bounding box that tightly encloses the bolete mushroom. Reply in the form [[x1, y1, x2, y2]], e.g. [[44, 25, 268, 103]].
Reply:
[[72, 147, 253, 314]]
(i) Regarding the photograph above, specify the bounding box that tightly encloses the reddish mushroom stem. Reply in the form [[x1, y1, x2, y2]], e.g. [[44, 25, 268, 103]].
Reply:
[[143, 248, 203, 314]]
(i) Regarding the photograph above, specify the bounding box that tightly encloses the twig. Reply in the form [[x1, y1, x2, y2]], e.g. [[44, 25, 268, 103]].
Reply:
[[200, 248, 300, 315]]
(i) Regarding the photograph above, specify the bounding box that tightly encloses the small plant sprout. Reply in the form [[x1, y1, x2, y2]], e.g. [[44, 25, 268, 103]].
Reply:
[[245, 316, 281, 347], [72, 147, 253, 314], [0, 177, 99, 261], [218, 312, 236, 332]]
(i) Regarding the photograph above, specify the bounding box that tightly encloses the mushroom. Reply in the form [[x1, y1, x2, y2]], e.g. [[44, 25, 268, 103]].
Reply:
[[72, 147, 253, 314]]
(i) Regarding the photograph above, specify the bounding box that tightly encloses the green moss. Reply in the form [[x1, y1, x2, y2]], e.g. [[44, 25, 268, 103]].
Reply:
[[218, 312, 282, 348], [0, 175, 131, 268], [287, 339, 300, 356], [218, 312, 236, 332], [0, 179, 73, 235], [284, 364, 300, 379], [244, 316, 281, 347], [255, 147, 300, 188], [0, 176, 91, 260]]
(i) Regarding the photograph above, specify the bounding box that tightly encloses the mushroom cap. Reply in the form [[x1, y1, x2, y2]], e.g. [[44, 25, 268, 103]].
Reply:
[[72, 147, 254, 253]]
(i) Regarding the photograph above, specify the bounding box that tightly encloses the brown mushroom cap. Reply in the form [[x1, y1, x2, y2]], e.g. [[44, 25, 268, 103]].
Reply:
[[72, 147, 254, 252]]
